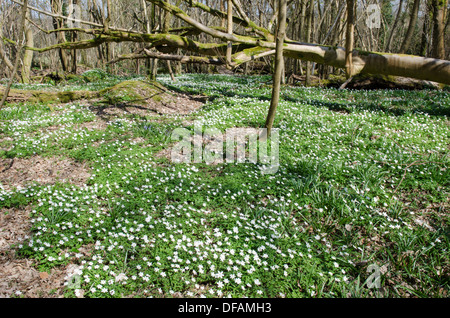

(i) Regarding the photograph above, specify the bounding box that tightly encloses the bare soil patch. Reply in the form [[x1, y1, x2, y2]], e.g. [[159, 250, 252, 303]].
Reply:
[[0, 156, 91, 191], [0, 205, 65, 297], [0, 204, 93, 298], [156, 127, 263, 165], [90, 80, 205, 119], [0, 251, 69, 298], [73, 119, 109, 131], [0, 206, 32, 252]]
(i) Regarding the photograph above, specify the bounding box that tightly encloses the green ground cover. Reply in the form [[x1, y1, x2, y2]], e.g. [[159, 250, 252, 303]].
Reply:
[[1, 73, 448, 298]]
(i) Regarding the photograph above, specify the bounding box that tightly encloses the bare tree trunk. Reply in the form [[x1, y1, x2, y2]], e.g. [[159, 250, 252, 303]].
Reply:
[[295, 0, 307, 75], [51, 0, 68, 72], [420, 4, 430, 56], [167, 60, 176, 80], [0, 0, 28, 108], [0, 23, 21, 81], [136, 59, 140, 75], [400, 0, 421, 53], [151, 60, 159, 80], [71, 0, 79, 74], [220, 0, 226, 28], [105, 0, 114, 73], [385, 0, 404, 52], [0, 42, 14, 77], [265, 0, 287, 136], [21, 8, 34, 83], [431, 0, 446, 59], [162, 2, 175, 81], [305, 0, 314, 85], [150, 3, 158, 80], [280, 57, 285, 84], [344, 0, 355, 79], [300, 0, 306, 41], [226, 0, 233, 67], [141, 0, 152, 76]]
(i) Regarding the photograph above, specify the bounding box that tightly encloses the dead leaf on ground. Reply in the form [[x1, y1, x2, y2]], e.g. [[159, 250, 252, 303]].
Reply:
[[39, 272, 49, 280]]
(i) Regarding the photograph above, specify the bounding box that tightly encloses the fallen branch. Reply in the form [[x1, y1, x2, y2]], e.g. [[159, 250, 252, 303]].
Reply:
[[108, 49, 224, 65], [339, 76, 354, 89], [11, 0, 142, 33], [108, 48, 276, 68]]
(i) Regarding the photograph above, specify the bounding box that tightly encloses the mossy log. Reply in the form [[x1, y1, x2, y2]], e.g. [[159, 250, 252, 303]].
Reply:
[[98, 80, 173, 105], [0, 88, 97, 103], [0, 80, 174, 105]]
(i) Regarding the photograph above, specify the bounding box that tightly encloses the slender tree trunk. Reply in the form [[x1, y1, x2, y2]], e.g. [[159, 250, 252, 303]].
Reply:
[[400, 0, 421, 53], [88, 0, 103, 67], [0, 23, 21, 81], [51, 0, 68, 72], [142, 0, 152, 76], [296, 0, 307, 75], [0, 0, 28, 108], [265, 0, 287, 136], [226, 0, 233, 67], [162, 2, 175, 81], [221, 0, 226, 28], [305, 0, 314, 85], [71, 0, 78, 74], [136, 59, 140, 75], [332, 2, 345, 46], [344, 0, 355, 78], [105, 0, 114, 73], [300, 0, 306, 41], [385, 0, 404, 52], [150, 3, 158, 80], [167, 60, 176, 80], [151, 59, 159, 80], [21, 8, 34, 83], [431, 0, 446, 59], [0, 42, 15, 77], [420, 5, 430, 56]]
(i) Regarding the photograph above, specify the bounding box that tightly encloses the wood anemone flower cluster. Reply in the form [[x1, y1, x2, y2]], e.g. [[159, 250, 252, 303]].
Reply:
[[8, 0, 450, 86]]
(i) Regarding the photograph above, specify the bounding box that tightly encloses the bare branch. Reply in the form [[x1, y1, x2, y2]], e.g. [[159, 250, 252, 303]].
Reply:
[[108, 49, 224, 65], [11, 0, 142, 33], [181, 0, 273, 40], [108, 47, 276, 68]]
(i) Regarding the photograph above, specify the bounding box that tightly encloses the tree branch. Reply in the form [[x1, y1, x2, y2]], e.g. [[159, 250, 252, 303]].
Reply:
[[108, 49, 224, 65], [146, 0, 264, 45], [11, 0, 142, 34], [181, 0, 273, 40]]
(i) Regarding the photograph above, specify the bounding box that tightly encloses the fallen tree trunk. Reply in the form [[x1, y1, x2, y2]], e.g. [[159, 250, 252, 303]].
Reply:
[[282, 44, 450, 85], [0, 88, 97, 103]]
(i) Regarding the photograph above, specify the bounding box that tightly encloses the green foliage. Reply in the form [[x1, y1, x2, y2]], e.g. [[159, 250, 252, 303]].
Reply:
[[82, 69, 109, 83], [99, 80, 172, 106]]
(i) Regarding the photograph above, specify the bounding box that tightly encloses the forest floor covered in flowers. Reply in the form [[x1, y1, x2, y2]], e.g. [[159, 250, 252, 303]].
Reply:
[[0, 72, 448, 298]]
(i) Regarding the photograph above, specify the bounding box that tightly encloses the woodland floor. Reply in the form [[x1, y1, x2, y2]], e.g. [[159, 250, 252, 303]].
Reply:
[[0, 72, 448, 298]]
